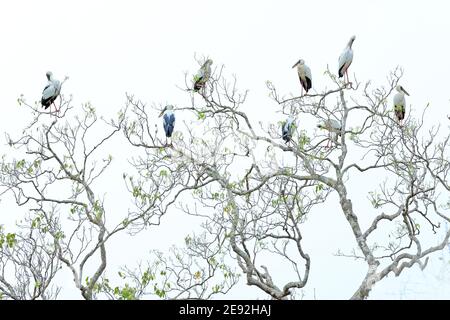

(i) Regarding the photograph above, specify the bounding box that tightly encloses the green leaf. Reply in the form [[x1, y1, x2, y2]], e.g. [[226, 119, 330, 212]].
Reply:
[[315, 183, 323, 193], [132, 186, 141, 198], [120, 284, 136, 300], [6, 233, 16, 248], [15, 159, 26, 170], [159, 169, 167, 177], [55, 231, 65, 240], [197, 112, 206, 120], [31, 217, 41, 228]]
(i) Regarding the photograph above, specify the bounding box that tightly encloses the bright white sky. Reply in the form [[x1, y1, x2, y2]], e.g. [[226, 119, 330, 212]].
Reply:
[[1, 0, 450, 299]]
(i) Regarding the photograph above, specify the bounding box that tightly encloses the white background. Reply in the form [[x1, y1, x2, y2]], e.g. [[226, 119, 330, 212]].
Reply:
[[0, 0, 450, 299]]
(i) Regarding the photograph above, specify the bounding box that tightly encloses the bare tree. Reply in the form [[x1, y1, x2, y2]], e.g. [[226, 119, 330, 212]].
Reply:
[[97, 231, 239, 300], [0, 95, 132, 299], [124, 59, 450, 300], [2, 59, 449, 300], [0, 216, 61, 300], [122, 60, 329, 299]]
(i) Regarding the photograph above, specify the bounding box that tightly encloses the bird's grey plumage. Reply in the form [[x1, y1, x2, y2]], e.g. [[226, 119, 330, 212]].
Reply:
[[338, 36, 355, 78], [41, 71, 61, 109], [282, 116, 295, 143], [317, 119, 341, 132], [393, 85, 409, 122], [194, 59, 213, 92], [317, 119, 342, 144], [162, 105, 176, 138], [293, 59, 312, 93]]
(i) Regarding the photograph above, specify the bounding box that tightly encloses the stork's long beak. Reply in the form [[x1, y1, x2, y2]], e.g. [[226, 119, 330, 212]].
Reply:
[[292, 60, 300, 68], [159, 108, 166, 117], [402, 88, 410, 96]]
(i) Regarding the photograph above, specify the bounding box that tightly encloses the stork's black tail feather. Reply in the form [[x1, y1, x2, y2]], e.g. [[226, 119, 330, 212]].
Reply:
[[306, 77, 312, 91], [193, 83, 202, 92], [338, 65, 345, 78], [41, 97, 53, 109]]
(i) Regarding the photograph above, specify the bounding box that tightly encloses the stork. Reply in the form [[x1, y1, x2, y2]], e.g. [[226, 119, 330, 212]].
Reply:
[[338, 36, 356, 85], [282, 116, 295, 144], [159, 105, 176, 146], [317, 119, 342, 147], [393, 85, 410, 126], [193, 59, 213, 93], [292, 59, 312, 96], [41, 71, 61, 113]]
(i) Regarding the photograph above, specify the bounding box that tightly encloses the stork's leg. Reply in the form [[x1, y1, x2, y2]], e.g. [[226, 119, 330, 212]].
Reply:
[[301, 86, 304, 97], [53, 102, 58, 113]]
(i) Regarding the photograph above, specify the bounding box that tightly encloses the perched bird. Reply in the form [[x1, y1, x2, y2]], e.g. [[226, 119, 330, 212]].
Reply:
[[41, 71, 61, 112], [159, 105, 176, 145], [317, 119, 342, 147], [292, 59, 312, 96], [338, 36, 356, 84], [193, 59, 213, 92], [393, 85, 410, 126], [282, 116, 295, 143]]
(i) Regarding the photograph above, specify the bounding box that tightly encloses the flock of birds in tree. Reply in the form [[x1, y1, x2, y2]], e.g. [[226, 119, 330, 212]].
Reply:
[[40, 36, 409, 147]]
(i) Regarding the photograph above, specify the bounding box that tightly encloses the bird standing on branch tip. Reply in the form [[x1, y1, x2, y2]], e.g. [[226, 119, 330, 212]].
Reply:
[[338, 35, 356, 85], [292, 59, 312, 96], [160, 105, 176, 146], [193, 59, 213, 93], [282, 116, 296, 144], [317, 119, 342, 147], [41, 71, 61, 113], [393, 85, 410, 126]]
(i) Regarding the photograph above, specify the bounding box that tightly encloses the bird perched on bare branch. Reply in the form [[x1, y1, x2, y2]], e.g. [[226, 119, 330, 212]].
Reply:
[[317, 119, 342, 147], [338, 36, 356, 85], [159, 105, 176, 146], [41, 71, 61, 112], [393, 85, 410, 126], [193, 59, 213, 92], [282, 116, 296, 143], [292, 59, 312, 96]]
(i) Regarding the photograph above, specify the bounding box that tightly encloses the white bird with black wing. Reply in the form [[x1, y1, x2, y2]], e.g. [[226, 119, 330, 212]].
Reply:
[[393, 85, 410, 126], [338, 36, 356, 85], [292, 59, 312, 96], [41, 71, 61, 112]]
